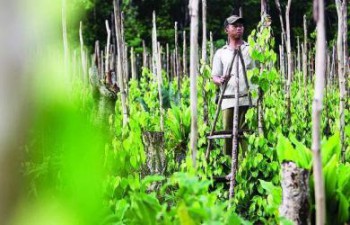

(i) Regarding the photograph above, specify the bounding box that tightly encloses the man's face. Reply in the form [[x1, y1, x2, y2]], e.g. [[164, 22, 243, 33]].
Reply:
[[225, 23, 244, 39]]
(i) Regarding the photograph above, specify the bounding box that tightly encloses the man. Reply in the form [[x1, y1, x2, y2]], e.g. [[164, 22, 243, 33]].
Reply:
[[211, 15, 256, 158]]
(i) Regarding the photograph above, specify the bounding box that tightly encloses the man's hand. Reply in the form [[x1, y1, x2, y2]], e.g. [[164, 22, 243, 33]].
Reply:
[[212, 75, 230, 86]]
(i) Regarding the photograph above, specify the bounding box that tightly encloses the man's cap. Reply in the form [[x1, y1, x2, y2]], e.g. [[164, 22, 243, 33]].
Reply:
[[224, 15, 244, 27]]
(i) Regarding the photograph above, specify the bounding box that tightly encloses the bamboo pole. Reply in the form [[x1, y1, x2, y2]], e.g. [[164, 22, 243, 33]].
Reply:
[[312, 0, 326, 224], [201, 0, 207, 64], [285, 0, 292, 126], [189, 0, 199, 168], [113, 0, 128, 126]]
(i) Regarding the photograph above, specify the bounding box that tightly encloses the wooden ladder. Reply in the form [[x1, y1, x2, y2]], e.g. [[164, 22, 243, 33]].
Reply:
[[205, 47, 255, 200]]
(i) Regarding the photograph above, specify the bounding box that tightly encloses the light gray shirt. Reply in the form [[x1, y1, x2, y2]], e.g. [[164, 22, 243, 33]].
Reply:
[[212, 42, 257, 109]]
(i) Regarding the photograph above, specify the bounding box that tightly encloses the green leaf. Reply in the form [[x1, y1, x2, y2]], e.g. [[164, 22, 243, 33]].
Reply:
[[258, 78, 269, 92], [323, 155, 338, 199], [177, 202, 196, 225], [276, 134, 296, 164], [290, 135, 312, 169], [337, 191, 350, 223], [114, 199, 130, 222], [130, 155, 138, 168], [322, 133, 340, 166]]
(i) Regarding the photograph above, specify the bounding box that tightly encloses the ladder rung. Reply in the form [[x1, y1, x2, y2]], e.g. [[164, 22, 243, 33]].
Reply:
[[206, 129, 252, 139], [207, 134, 246, 139], [222, 93, 248, 99]]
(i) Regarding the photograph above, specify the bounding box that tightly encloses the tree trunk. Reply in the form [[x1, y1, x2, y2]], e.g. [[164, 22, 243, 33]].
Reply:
[[285, 0, 292, 127], [113, 0, 128, 126], [279, 162, 309, 225], [189, 0, 199, 168], [141, 131, 166, 190], [201, 0, 207, 64], [312, 0, 326, 224]]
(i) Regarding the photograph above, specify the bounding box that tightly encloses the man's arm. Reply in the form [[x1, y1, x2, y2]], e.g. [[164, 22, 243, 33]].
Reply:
[[212, 75, 229, 86], [211, 49, 230, 86]]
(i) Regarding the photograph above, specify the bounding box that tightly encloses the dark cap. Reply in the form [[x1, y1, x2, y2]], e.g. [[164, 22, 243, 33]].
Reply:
[[224, 15, 244, 27]]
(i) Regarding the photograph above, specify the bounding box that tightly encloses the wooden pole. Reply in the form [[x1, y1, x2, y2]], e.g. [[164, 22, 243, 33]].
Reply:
[[183, 31, 187, 76], [105, 20, 111, 84], [285, 0, 292, 126], [275, 0, 287, 45], [152, 11, 164, 131], [142, 40, 148, 69], [229, 50, 240, 201], [62, 0, 69, 78], [79, 21, 87, 84], [189, 0, 199, 168], [209, 31, 214, 66], [335, 0, 347, 162], [201, 0, 207, 64], [261, 0, 268, 17], [303, 15, 308, 85], [113, 0, 128, 126], [174, 22, 180, 88], [312, 0, 326, 223], [131, 47, 137, 80], [121, 12, 128, 92], [166, 43, 170, 80], [297, 36, 301, 72]]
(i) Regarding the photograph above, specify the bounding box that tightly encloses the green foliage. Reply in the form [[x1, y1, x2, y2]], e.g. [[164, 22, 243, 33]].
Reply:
[[276, 133, 350, 225], [276, 134, 312, 169]]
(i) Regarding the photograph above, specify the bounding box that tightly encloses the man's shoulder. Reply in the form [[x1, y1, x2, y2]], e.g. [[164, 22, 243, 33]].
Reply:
[[241, 41, 250, 48]]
